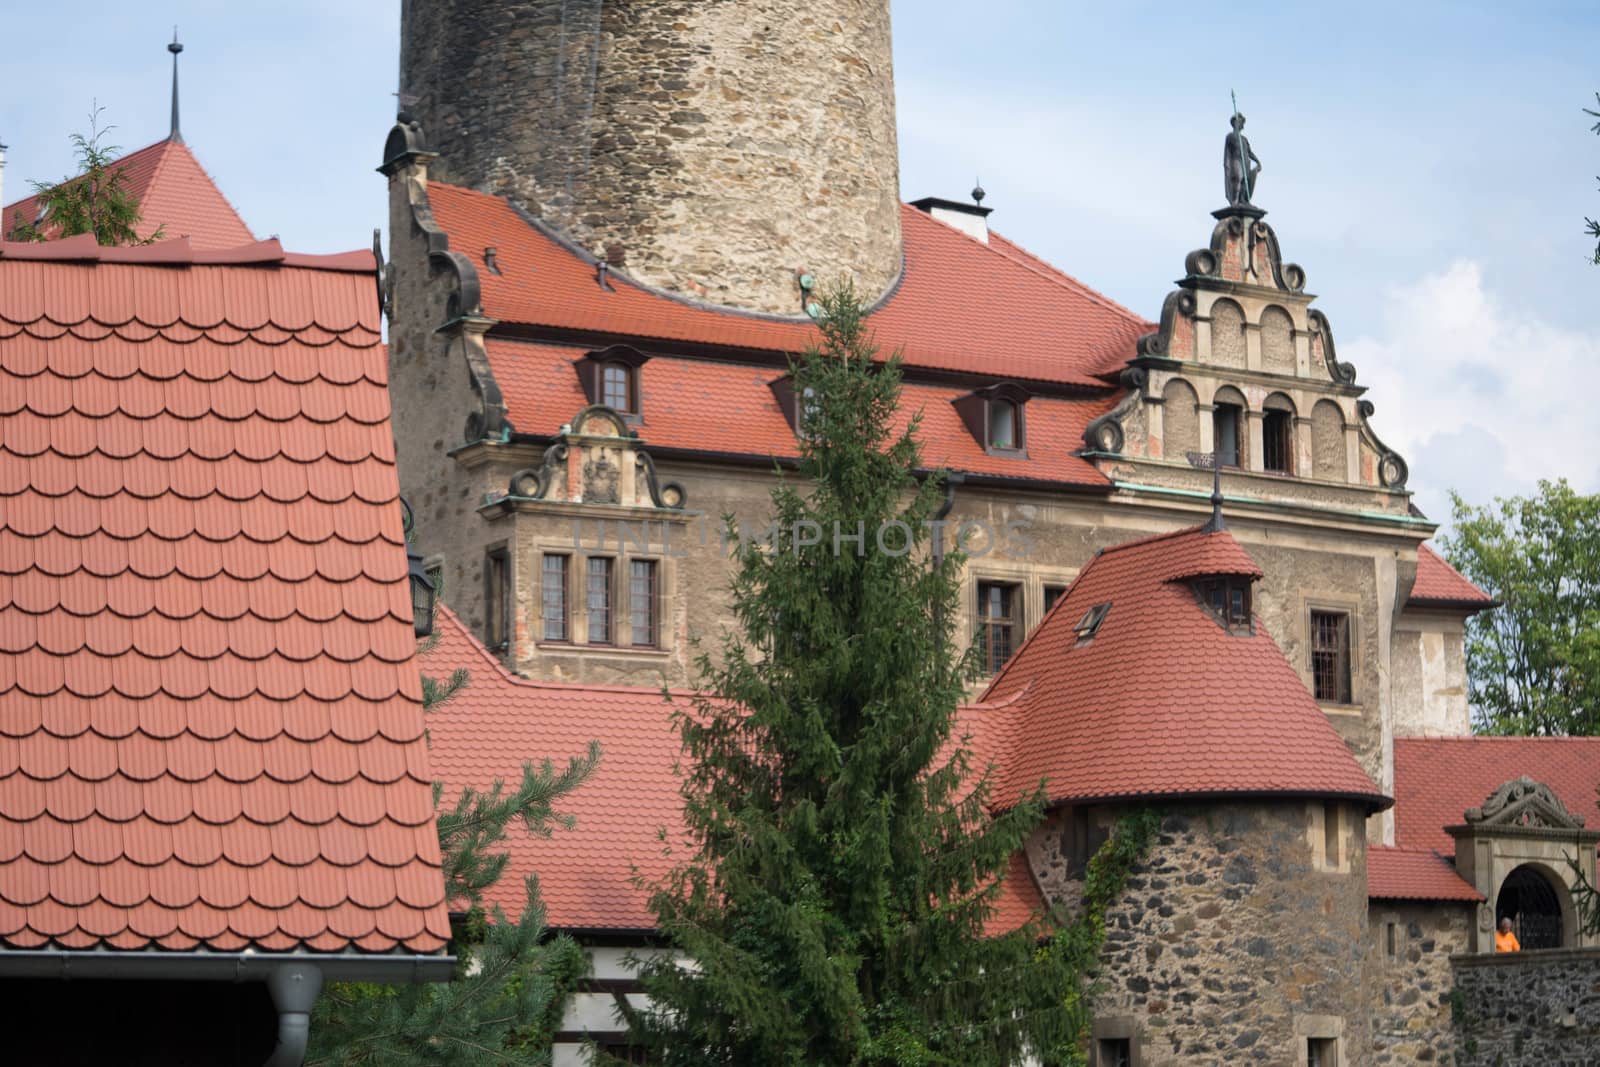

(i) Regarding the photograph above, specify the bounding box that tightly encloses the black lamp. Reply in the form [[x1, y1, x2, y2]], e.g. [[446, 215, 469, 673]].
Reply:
[[401, 499, 436, 638]]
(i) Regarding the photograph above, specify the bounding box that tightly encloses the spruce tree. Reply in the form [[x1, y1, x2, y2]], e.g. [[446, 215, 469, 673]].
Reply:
[[307, 661, 601, 1065], [624, 284, 1078, 1065], [7, 104, 164, 246]]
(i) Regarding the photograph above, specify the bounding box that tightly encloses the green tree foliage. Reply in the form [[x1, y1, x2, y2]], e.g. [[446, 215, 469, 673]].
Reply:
[[622, 283, 1091, 1065], [6, 104, 164, 246], [307, 659, 602, 1065], [1442, 479, 1600, 735], [1586, 92, 1600, 264]]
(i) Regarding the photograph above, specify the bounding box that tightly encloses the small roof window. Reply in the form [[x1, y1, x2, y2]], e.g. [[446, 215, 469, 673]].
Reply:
[[1073, 602, 1111, 643], [953, 381, 1030, 456]]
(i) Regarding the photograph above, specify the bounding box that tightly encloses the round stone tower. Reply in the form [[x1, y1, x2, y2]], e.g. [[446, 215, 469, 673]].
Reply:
[[400, 0, 904, 315]]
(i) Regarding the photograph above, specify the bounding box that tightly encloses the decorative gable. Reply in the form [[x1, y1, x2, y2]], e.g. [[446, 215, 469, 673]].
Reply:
[[495, 405, 687, 512]]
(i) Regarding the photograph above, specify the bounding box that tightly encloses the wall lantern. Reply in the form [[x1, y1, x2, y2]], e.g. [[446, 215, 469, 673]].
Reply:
[[401, 499, 436, 639]]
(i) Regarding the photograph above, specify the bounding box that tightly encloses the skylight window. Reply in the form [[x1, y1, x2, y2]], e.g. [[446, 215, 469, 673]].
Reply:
[[1073, 602, 1111, 642]]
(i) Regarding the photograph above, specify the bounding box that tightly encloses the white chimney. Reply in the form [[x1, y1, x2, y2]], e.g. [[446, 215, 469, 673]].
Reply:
[[0, 141, 8, 215], [910, 184, 992, 244]]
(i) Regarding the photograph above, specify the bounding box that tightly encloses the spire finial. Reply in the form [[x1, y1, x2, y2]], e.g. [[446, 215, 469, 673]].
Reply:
[[971, 177, 985, 206], [1186, 450, 1228, 533], [167, 28, 184, 144]]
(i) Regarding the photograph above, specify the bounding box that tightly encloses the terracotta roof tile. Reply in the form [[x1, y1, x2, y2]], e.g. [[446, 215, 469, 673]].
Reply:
[[486, 340, 1113, 486], [1410, 545, 1495, 610], [1367, 846, 1483, 902], [426, 186, 1152, 391], [0, 240, 447, 955], [1393, 737, 1600, 853], [4, 140, 253, 251], [980, 526, 1388, 809]]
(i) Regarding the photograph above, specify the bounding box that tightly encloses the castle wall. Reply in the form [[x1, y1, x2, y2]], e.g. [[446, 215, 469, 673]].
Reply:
[[400, 0, 903, 314], [1365, 901, 1471, 1065], [1452, 948, 1600, 1065], [1026, 804, 1372, 1066], [1392, 610, 1472, 736]]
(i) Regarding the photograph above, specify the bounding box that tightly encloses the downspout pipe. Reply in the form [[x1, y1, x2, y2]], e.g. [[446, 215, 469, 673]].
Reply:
[[265, 962, 323, 1067]]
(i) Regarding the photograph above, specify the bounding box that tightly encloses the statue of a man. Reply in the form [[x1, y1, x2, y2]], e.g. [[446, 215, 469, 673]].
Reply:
[[1224, 112, 1261, 206]]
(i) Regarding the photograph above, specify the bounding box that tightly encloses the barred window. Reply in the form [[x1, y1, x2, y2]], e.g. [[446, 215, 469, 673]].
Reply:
[[979, 581, 1018, 673], [629, 560, 658, 647], [1043, 585, 1067, 616], [587, 557, 614, 644], [485, 547, 510, 651], [1311, 610, 1352, 703], [541, 554, 568, 641]]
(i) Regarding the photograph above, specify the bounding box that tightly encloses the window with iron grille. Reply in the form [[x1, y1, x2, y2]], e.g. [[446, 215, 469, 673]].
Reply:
[[1311, 610, 1352, 703], [541, 554, 568, 641], [587, 557, 614, 644], [602, 362, 633, 413], [1263, 408, 1293, 473], [1307, 1037, 1339, 1067], [1043, 584, 1067, 616], [629, 559, 658, 647], [484, 547, 510, 651], [1213, 403, 1242, 467], [978, 581, 1017, 673]]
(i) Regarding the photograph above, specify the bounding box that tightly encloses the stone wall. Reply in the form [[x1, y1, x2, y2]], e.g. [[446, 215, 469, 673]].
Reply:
[[1366, 901, 1472, 1064], [400, 0, 903, 314], [1029, 804, 1372, 1065], [1452, 948, 1600, 1065]]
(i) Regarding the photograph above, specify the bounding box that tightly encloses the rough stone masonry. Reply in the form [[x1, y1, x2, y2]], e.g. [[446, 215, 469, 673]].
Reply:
[[400, 0, 904, 314]]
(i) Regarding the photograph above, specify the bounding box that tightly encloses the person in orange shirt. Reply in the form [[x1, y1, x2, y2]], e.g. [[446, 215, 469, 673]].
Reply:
[[1495, 916, 1521, 953]]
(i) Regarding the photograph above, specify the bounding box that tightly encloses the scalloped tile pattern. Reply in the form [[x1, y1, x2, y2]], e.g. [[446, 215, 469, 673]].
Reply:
[[981, 525, 1388, 809], [3, 139, 253, 251], [0, 249, 448, 954], [1367, 847, 1482, 902]]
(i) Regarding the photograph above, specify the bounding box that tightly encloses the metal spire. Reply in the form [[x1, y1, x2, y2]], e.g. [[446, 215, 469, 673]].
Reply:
[[167, 29, 184, 144], [1185, 450, 1227, 533]]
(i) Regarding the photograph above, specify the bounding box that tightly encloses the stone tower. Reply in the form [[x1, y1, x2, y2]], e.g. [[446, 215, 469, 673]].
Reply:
[[399, 0, 904, 314]]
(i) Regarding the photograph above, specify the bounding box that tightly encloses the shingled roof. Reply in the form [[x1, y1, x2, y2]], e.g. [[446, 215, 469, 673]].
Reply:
[[1409, 545, 1495, 611], [981, 525, 1389, 810], [3, 138, 254, 251], [1367, 847, 1483, 903], [0, 236, 449, 958]]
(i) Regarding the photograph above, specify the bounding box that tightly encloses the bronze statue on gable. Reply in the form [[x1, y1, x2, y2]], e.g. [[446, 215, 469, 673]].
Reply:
[[1224, 110, 1261, 207]]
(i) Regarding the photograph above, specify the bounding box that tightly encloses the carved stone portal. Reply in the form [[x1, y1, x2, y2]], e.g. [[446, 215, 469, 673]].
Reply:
[[1465, 776, 1585, 830]]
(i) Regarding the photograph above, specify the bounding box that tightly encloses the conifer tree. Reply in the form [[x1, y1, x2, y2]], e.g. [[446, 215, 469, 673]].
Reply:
[[7, 104, 164, 246], [307, 660, 601, 1065], [624, 284, 1080, 1065]]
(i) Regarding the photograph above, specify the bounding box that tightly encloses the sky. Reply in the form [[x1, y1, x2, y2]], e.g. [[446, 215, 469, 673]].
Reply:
[[2, 0, 1595, 529]]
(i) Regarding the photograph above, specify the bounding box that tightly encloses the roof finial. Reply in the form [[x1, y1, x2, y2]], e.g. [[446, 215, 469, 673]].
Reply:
[[1186, 450, 1227, 533], [971, 177, 985, 206], [167, 28, 184, 145]]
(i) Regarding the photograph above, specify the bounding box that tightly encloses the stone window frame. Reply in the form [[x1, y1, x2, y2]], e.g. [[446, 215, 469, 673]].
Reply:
[[1089, 1016, 1142, 1067], [976, 578, 1020, 674], [1293, 1014, 1345, 1067], [1261, 392, 1297, 476], [533, 538, 675, 658], [1307, 801, 1353, 875], [1376, 909, 1408, 963], [483, 542, 512, 655], [1299, 592, 1363, 714]]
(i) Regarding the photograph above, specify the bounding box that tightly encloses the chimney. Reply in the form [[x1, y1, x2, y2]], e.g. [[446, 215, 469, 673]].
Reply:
[[910, 181, 991, 244], [0, 140, 8, 212]]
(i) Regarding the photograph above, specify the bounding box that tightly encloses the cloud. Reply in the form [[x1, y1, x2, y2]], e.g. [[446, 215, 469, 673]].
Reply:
[[1343, 260, 1600, 524]]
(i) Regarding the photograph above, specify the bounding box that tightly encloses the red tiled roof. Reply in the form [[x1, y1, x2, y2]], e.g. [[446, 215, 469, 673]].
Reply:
[[425, 184, 1153, 390], [981, 526, 1388, 809], [1394, 737, 1600, 854], [1367, 847, 1483, 902], [1410, 545, 1495, 610], [984, 850, 1049, 937], [4, 139, 254, 251], [487, 340, 1114, 486], [418, 606, 687, 932], [0, 238, 448, 954]]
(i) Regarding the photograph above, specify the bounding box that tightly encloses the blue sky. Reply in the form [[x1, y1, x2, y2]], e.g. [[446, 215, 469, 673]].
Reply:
[[3, 0, 1595, 527]]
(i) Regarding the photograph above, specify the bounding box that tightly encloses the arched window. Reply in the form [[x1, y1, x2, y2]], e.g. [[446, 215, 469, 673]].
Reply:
[[1212, 386, 1246, 468], [602, 362, 634, 413], [1498, 865, 1566, 950], [989, 399, 1017, 450], [1263, 394, 1296, 475]]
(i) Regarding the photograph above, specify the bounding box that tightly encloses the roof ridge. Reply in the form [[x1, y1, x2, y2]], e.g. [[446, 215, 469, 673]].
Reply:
[[163, 138, 256, 243], [985, 228, 1154, 328], [1398, 735, 1600, 744]]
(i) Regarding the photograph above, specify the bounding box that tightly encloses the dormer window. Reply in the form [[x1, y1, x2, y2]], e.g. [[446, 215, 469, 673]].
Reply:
[[770, 376, 822, 440], [1194, 577, 1252, 635], [954, 382, 1029, 456], [577, 344, 650, 420]]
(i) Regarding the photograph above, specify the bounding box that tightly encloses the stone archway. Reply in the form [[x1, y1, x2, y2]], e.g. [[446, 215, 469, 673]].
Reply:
[[1497, 864, 1566, 949]]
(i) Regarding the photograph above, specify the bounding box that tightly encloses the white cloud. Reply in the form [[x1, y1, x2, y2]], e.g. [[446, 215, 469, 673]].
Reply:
[[1344, 260, 1600, 524]]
